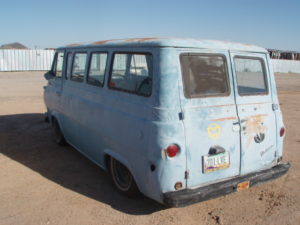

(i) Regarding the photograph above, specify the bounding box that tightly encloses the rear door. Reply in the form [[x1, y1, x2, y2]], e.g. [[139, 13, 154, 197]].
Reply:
[[230, 52, 277, 175], [180, 51, 241, 187]]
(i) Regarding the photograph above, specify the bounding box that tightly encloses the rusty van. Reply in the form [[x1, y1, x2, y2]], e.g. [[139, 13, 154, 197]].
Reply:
[[43, 38, 290, 207]]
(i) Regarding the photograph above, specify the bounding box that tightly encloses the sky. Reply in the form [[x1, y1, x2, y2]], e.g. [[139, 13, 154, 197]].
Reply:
[[0, 0, 299, 51]]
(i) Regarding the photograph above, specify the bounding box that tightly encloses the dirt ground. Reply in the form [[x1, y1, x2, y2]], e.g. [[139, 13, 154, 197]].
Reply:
[[0, 72, 299, 225]]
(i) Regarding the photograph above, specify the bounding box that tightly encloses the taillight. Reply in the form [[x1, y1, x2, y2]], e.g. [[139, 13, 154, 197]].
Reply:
[[166, 144, 180, 158], [280, 127, 285, 137]]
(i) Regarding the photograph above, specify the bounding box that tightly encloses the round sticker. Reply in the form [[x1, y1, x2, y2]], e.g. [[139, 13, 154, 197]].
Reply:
[[207, 123, 221, 139]]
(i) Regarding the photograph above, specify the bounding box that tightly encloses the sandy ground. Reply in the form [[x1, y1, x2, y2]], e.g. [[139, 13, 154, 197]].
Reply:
[[0, 72, 299, 225]]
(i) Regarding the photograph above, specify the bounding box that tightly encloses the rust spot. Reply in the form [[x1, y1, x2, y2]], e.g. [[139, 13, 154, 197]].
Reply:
[[189, 104, 235, 109], [239, 102, 270, 106], [92, 40, 111, 45], [249, 114, 268, 118], [212, 117, 237, 122], [123, 37, 161, 43], [66, 43, 81, 47], [92, 39, 122, 45]]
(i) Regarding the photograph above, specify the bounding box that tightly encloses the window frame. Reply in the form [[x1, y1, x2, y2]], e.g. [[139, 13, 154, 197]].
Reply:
[[233, 56, 269, 96], [86, 51, 109, 87], [180, 53, 231, 99], [52, 51, 65, 78], [70, 51, 88, 83], [108, 52, 153, 97], [51, 52, 57, 72], [65, 52, 73, 80]]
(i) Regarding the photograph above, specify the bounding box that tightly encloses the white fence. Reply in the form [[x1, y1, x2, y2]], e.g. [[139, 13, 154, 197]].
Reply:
[[0, 49, 300, 74], [0, 49, 55, 71], [271, 59, 300, 73]]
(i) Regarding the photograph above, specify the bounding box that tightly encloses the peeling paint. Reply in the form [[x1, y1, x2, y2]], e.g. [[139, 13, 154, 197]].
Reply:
[[92, 39, 122, 45], [123, 37, 161, 43], [212, 117, 237, 122], [245, 114, 268, 147]]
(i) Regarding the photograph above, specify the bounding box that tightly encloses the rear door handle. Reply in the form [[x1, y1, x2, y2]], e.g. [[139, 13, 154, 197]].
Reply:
[[55, 91, 61, 96], [233, 119, 247, 125], [232, 119, 247, 132]]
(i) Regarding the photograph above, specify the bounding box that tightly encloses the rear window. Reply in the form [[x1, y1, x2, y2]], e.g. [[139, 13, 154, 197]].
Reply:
[[180, 54, 229, 98], [234, 57, 268, 95]]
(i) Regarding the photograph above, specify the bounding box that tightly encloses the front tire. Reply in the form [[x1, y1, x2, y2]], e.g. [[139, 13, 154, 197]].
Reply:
[[110, 157, 138, 196]]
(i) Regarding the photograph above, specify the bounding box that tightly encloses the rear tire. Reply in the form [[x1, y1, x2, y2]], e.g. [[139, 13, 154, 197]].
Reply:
[[52, 118, 67, 146], [110, 157, 138, 196]]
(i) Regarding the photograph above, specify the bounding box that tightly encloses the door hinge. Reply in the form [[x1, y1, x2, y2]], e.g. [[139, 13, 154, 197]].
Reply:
[[272, 104, 279, 111], [179, 112, 184, 120], [184, 170, 189, 179]]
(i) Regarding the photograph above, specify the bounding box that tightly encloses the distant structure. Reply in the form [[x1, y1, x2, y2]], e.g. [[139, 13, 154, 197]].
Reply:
[[268, 49, 300, 61], [0, 42, 28, 49]]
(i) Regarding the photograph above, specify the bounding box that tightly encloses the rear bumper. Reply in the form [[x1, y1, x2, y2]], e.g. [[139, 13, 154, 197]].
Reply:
[[163, 162, 290, 207]]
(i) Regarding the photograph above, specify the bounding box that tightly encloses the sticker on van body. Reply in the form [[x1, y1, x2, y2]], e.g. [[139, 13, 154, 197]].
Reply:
[[207, 123, 221, 139]]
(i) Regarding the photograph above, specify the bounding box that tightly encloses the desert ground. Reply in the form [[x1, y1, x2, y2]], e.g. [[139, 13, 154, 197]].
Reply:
[[0, 72, 299, 225]]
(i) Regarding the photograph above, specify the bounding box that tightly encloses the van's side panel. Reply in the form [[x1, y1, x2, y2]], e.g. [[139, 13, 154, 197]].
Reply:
[[56, 47, 178, 202]]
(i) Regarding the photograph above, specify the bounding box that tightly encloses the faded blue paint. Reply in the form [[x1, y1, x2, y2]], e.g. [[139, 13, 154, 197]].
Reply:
[[44, 38, 285, 204]]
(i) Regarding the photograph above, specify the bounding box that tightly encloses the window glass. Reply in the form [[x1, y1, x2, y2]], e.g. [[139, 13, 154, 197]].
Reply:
[[112, 54, 127, 76], [71, 53, 87, 82], [54, 52, 64, 78], [234, 57, 268, 95], [87, 53, 107, 86], [180, 54, 229, 98], [109, 53, 152, 96], [65, 52, 72, 79]]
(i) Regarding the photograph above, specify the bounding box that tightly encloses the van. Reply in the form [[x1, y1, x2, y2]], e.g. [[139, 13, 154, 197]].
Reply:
[[44, 38, 290, 207]]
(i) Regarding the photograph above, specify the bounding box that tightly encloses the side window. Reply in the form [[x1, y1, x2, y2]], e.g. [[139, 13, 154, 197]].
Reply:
[[234, 57, 268, 95], [87, 53, 107, 86], [65, 52, 72, 79], [180, 54, 230, 98], [71, 53, 87, 82], [53, 52, 64, 78], [109, 53, 152, 96]]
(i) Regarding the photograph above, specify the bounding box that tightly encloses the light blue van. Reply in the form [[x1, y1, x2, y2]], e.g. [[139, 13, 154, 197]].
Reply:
[[44, 38, 290, 207]]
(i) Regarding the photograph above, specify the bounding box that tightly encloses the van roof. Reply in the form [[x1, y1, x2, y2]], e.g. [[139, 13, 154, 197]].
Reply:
[[60, 38, 267, 53]]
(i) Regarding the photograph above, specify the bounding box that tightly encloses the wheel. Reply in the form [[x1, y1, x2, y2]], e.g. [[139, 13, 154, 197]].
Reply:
[[110, 157, 139, 196], [52, 118, 67, 145]]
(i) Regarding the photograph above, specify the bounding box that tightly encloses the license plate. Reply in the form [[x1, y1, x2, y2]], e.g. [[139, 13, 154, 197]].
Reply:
[[203, 152, 230, 173]]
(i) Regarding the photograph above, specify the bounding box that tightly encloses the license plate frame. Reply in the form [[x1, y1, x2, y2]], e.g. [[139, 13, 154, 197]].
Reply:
[[202, 151, 230, 173]]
